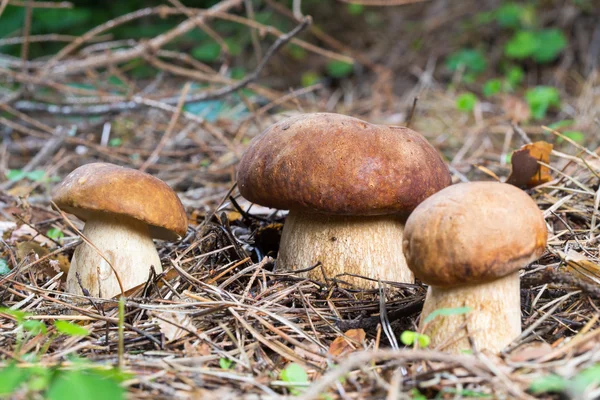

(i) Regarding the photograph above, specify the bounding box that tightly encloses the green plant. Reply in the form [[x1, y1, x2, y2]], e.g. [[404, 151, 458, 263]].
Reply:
[[399, 331, 430, 348], [326, 60, 354, 78], [219, 358, 234, 370], [445, 49, 488, 80], [46, 228, 64, 241], [280, 363, 309, 396], [0, 308, 126, 399], [529, 364, 600, 398], [505, 29, 567, 63], [455, 92, 478, 112], [0, 258, 9, 275], [524, 86, 560, 119]]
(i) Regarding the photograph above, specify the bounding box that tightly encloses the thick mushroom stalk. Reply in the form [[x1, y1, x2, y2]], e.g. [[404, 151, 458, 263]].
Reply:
[[278, 210, 412, 286], [419, 272, 521, 354], [66, 214, 162, 298], [403, 182, 547, 354]]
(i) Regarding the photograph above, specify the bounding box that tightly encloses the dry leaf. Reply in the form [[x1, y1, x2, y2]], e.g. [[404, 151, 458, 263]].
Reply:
[[503, 95, 531, 123], [154, 312, 195, 342], [506, 141, 553, 188], [328, 329, 366, 356]]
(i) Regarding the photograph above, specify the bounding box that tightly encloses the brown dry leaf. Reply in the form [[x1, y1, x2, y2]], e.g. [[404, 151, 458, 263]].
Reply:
[[508, 341, 552, 362], [154, 312, 195, 342], [503, 95, 531, 123], [506, 141, 553, 188], [328, 329, 366, 356], [16, 241, 48, 261]]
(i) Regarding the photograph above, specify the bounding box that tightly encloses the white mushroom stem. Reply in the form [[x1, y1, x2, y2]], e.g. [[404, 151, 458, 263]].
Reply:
[[66, 213, 162, 299], [277, 210, 413, 288], [419, 271, 521, 354]]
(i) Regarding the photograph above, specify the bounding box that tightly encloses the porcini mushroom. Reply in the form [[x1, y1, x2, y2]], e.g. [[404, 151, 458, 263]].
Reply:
[[52, 163, 188, 298], [403, 182, 547, 353], [237, 113, 451, 287]]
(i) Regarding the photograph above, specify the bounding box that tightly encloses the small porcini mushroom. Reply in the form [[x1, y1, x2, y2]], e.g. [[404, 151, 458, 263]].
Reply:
[[237, 113, 451, 287], [52, 163, 188, 298], [403, 182, 547, 353]]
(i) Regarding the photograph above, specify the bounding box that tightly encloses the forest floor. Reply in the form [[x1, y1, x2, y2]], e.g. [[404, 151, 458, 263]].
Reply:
[[1, 1, 600, 399]]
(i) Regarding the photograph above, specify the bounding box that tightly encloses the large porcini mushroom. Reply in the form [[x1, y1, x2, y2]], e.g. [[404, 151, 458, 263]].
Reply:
[[403, 182, 547, 353], [237, 113, 451, 287], [53, 163, 188, 298]]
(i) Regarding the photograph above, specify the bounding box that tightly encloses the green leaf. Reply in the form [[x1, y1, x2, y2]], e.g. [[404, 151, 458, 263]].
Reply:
[[46, 370, 125, 400], [495, 3, 525, 29], [529, 374, 568, 394], [559, 131, 585, 144], [0, 307, 28, 323], [326, 60, 354, 78], [46, 228, 64, 241], [0, 258, 10, 275], [191, 42, 221, 62], [230, 67, 246, 80], [22, 320, 47, 335], [410, 388, 428, 400], [445, 49, 487, 75], [533, 29, 567, 63], [547, 119, 574, 130], [108, 138, 122, 147], [25, 364, 53, 392], [423, 306, 472, 323], [455, 92, 478, 113], [572, 364, 600, 394], [483, 79, 502, 97], [287, 44, 307, 61], [301, 71, 321, 87], [400, 330, 430, 348], [505, 30, 538, 59], [280, 363, 308, 395], [25, 170, 46, 182], [525, 86, 560, 119], [0, 362, 30, 395], [6, 169, 27, 182], [223, 38, 242, 56], [505, 66, 525, 88], [54, 320, 90, 337], [219, 358, 233, 370], [347, 4, 364, 15]]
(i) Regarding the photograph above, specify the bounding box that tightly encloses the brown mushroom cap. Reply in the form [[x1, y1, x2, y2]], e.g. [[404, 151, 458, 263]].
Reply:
[[52, 163, 188, 240], [403, 182, 547, 287], [237, 113, 451, 215]]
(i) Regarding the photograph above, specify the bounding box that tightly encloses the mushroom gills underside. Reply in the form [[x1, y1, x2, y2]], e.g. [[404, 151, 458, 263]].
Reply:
[[277, 209, 414, 288], [66, 213, 163, 298]]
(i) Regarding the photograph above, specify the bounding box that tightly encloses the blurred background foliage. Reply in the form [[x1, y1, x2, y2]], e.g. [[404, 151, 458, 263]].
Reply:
[[0, 0, 598, 127]]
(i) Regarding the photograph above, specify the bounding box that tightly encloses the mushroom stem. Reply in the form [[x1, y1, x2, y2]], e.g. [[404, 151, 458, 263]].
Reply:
[[278, 210, 413, 287], [66, 213, 162, 298], [419, 271, 521, 354]]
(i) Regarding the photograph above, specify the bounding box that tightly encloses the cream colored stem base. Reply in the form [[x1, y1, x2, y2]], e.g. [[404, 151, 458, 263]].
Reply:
[[277, 210, 413, 288], [419, 271, 521, 354], [66, 214, 162, 299]]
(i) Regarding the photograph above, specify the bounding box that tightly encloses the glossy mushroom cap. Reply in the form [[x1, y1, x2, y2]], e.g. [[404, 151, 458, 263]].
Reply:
[[52, 163, 188, 240], [237, 113, 451, 216], [403, 182, 547, 287]]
